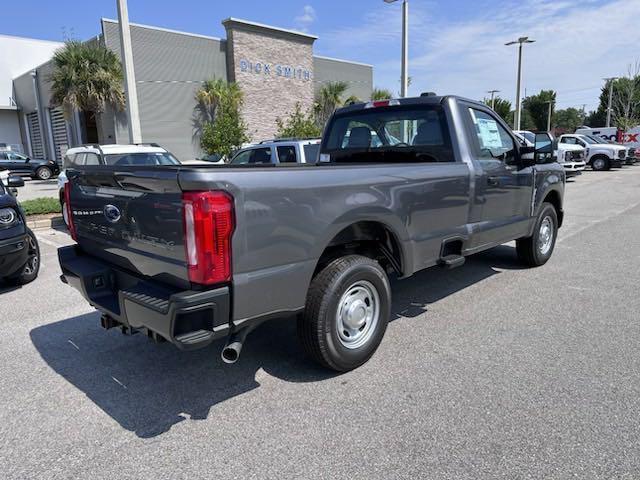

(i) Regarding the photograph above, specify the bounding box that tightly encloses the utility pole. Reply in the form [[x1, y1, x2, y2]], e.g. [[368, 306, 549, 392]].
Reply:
[[117, 0, 142, 144], [506, 37, 535, 130], [604, 77, 618, 128], [487, 90, 500, 109]]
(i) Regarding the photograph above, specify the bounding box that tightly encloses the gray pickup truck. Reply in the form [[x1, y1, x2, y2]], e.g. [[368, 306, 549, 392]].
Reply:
[[58, 95, 565, 372]]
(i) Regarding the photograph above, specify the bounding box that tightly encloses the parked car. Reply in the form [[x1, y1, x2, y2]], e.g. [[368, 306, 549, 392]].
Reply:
[[0, 175, 40, 286], [228, 138, 321, 164], [58, 144, 180, 225], [58, 95, 564, 372], [0, 151, 60, 180], [515, 131, 586, 177], [558, 133, 626, 171]]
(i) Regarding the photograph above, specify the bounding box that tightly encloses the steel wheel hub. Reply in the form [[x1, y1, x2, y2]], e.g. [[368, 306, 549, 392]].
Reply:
[[336, 280, 379, 349], [538, 216, 554, 255]]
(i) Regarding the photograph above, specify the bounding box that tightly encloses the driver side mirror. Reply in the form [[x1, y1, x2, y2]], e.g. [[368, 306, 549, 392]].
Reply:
[[534, 132, 554, 164], [7, 176, 24, 188]]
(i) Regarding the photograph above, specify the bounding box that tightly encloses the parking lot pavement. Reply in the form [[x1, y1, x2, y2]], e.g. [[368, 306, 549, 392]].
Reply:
[[1, 167, 640, 479], [14, 177, 59, 202]]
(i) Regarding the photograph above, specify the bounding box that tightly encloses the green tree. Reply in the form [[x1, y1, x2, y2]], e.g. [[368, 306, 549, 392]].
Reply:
[[553, 107, 584, 131], [49, 40, 125, 118], [275, 103, 322, 138], [371, 88, 393, 101], [315, 81, 349, 129], [343, 95, 361, 105], [197, 79, 247, 157], [482, 96, 512, 123], [522, 90, 557, 131], [594, 67, 640, 129]]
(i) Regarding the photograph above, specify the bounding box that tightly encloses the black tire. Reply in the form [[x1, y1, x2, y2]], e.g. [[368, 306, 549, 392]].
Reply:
[[5, 229, 40, 285], [298, 255, 391, 372], [516, 203, 558, 267], [35, 166, 53, 180], [591, 156, 610, 171]]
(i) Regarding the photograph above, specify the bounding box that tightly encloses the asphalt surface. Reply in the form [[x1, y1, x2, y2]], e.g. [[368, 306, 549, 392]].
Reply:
[[13, 177, 59, 201], [1, 167, 640, 479]]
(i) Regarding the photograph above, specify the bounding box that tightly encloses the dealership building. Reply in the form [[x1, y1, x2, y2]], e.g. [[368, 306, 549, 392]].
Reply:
[[1, 18, 373, 162]]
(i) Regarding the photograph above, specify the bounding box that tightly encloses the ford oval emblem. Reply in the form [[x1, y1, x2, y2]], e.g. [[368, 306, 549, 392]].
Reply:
[[103, 204, 121, 223]]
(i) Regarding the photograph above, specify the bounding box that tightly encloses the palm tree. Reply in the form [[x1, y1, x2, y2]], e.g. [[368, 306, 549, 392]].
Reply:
[[49, 41, 125, 119], [343, 95, 361, 105], [193, 78, 244, 141], [315, 81, 349, 128], [371, 88, 394, 101]]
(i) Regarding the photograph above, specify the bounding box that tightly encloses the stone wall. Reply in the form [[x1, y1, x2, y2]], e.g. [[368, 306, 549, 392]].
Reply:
[[224, 20, 316, 142]]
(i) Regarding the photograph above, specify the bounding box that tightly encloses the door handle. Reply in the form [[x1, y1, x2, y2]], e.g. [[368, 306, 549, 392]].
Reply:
[[487, 176, 500, 186]]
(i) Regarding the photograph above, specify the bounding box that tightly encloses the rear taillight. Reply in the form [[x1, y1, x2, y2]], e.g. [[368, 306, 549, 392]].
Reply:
[[63, 181, 77, 241], [182, 191, 234, 285]]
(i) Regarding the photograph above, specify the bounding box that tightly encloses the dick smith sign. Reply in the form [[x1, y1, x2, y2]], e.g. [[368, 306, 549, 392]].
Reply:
[[239, 59, 312, 81]]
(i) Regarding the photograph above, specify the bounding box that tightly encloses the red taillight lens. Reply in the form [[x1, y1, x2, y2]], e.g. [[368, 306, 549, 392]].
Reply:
[[63, 181, 77, 241], [182, 191, 234, 285]]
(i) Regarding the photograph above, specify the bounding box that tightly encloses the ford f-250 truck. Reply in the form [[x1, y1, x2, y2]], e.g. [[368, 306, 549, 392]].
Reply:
[[58, 95, 565, 372]]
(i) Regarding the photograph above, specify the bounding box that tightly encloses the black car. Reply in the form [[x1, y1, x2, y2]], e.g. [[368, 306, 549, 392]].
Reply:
[[0, 175, 40, 285], [0, 151, 60, 180]]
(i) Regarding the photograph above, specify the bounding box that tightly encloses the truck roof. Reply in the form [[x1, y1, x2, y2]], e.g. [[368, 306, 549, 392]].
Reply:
[[334, 94, 482, 115]]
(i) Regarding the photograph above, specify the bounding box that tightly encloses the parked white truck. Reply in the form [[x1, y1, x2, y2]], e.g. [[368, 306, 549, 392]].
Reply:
[[516, 131, 586, 176], [575, 126, 638, 163], [558, 133, 627, 171]]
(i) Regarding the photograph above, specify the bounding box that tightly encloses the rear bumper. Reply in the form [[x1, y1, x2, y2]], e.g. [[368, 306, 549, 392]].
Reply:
[[58, 245, 231, 350], [0, 233, 29, 277]]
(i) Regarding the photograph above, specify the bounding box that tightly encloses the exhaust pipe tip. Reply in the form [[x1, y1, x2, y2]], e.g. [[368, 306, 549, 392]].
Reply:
[[221, 341, 243, 364]]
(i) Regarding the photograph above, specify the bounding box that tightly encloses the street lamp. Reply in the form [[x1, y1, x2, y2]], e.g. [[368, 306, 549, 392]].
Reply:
[[603, 77, 619, 128], [487, 89, 500, 109], [385, 0, 409, 98], [544, 100, 554, 132], [506, 36, 535, 130]]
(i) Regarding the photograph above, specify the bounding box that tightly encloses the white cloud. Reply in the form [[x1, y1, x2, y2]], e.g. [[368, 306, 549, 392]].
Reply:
[[316, 0, 640, 111], [294, 5, 317, 32]]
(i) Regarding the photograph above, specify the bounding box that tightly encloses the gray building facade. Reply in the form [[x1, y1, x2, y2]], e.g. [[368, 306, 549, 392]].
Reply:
[[11, 18, 373, 161]]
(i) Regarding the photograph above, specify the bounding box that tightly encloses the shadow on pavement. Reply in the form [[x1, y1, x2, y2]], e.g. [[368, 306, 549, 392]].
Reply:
[[30, 244, 524, 438]]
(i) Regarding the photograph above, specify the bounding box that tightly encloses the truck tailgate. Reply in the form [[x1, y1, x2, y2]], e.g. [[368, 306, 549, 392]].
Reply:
[[66, 167, 189, 289]]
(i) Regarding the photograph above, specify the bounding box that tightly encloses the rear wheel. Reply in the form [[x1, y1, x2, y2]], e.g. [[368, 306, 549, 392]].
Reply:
[[298, 255, 391, 372], [6, 229, 40, 285], [35, 166, 52, 180], [516, 203, 558, 267], [591, 156, 610, 171]]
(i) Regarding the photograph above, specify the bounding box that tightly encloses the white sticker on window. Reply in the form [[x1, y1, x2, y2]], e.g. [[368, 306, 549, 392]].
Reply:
[[477, 118, 503, 149]]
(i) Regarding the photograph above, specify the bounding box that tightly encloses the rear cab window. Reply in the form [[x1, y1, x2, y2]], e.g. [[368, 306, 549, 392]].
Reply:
[[322, 104, 454, 163]]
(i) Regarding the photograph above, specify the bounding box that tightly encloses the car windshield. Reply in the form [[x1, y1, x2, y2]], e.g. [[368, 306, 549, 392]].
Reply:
[[323, 105, 453, 163], [586, 135, 607, 144], [579, 135, 600, 145], [103, 152, 180, 166], [520, 131, 535, 144]]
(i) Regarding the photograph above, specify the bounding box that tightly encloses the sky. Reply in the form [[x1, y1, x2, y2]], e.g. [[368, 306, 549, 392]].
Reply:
[[3, 0, 638, 112]]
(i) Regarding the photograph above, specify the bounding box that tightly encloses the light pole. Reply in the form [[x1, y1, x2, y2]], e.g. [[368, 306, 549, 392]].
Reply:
[[604, 77, 618, 128], [385, 0, 409, 98], [506, 37, 535, 130], [117, 0, 142, 144], [487, 90, 500, 109], [544, 100, 553, 132]]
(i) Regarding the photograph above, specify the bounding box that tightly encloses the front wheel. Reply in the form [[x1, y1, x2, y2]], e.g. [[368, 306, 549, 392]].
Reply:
[[298, 255, 391, 372], [591, 156, 610, 171], [516, 203, 558, 267], [35, 166, 53, 180], [6, 229, 40, 285]]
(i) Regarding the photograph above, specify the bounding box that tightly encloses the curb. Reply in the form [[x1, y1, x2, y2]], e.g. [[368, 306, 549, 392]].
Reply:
[[27, 216, 65, 231]]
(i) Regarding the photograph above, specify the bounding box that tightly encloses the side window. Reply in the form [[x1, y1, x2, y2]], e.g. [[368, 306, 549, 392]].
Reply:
[[277, 146, 297, 163], [467, 108, 516, 163], [248, 148, 272, 164], [562, 137, 576, 145], [7, 152, 26, 161], [230, 150, 252, 164], [74, 153, 86, 165], [84, 153, 101, 166], [0, 152, 8, 162]]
